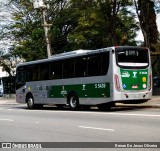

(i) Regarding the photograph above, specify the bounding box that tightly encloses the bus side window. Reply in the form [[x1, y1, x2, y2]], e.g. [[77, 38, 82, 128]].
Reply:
[[63, 59, 74, 78], [27, 65, 38, 81], [49, 62, 62, 79], [75, 57, 87, 77], [17, 71, 26, 84], [38, 63, 49, 80], [88, 55, 101, 76], [101, 52, 109, 75], [16, 66, 26, 84]]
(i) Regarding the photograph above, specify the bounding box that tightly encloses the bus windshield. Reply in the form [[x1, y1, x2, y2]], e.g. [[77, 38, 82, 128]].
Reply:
[[116, 47, 149, 68]]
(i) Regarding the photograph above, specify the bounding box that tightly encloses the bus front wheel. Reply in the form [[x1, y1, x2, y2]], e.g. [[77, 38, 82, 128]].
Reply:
[[68, 94, 79, 110], [27, 95, 35, 109]]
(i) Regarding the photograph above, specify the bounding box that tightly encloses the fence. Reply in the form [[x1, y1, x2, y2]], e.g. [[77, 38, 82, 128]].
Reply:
[[2, 76, 15, 94]]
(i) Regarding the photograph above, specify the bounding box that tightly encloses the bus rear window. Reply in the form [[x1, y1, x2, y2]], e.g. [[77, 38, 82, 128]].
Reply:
[[116, 48, 149, 68]]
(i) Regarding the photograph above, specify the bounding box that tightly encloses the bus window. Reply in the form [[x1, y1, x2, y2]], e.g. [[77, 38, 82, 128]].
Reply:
[[116, 48, 149, 68], [101, 52, 109, 75], [63, 59, 74, 78], [49, 61, 62, 79], [38, 63, 49, 80], [75, 57, 87, 77], [16, 66, 26, 89], [16, 66, 26, 84], [87, 54, 101, 76], [27, 65, 38, 81], [17, 71, 26, 84]]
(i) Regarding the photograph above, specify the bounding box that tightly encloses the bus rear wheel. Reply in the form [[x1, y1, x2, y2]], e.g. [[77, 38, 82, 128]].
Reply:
[[68, 94, 79, 110], [27, 95, 35, 109]]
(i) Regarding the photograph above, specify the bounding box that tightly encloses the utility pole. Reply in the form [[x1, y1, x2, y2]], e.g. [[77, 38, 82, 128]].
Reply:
[[29, 0, 52, 58], [42, 8, 52, 58]]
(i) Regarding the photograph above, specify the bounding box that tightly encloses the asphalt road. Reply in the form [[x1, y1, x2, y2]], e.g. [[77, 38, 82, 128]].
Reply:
[[0, 101, 160, 150]]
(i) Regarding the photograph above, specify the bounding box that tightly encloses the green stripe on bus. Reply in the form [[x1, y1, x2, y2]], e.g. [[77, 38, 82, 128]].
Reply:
[[49, 83, 110, 98]]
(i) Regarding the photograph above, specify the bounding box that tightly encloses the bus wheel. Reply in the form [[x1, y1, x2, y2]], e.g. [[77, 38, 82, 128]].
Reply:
[[69, 94, 79, 110], [27, 95, 35, 109]]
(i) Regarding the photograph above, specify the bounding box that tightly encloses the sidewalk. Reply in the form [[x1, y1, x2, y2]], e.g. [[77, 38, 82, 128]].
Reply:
[[0, 96, 160, 108], [116, 96, 160, 108], [0, 97, 17, 105]]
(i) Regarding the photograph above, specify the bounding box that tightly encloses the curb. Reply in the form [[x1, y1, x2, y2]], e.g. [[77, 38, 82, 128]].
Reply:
[[116, 104, 160, 108], [1, 97, 160, 108], [116, 100, 160, 108], [115, 97, 160, 108]]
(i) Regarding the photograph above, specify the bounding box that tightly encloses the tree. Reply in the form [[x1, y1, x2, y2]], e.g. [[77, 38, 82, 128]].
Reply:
[[0, 52, 17, 76], [48, 0, 80, 52], [134, 0, 159, 51], [8, 0, 48, 61], [68, 0, 139, 49], [0, 0, 17, 76], [1, 0, 142, 63], [68, 0, 104, 49], [6, 0, 80, 61], [151, 32, 160, 74]]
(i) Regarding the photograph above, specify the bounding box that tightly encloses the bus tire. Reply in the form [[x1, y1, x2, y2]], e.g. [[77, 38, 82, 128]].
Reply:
[[26, 94, 35, 109], [68, 93, 79, 110]]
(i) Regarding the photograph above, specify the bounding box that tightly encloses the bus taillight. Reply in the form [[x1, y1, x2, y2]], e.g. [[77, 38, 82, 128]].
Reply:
[[115, 74, 120, 91]]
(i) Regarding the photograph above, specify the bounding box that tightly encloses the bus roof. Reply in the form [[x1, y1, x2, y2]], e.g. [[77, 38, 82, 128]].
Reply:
[[16, 47, 113, 67], [16, 46, 147, 67]]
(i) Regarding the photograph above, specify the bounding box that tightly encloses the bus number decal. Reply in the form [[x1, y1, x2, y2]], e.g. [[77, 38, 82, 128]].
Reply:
[[95, 83, 106, 89]]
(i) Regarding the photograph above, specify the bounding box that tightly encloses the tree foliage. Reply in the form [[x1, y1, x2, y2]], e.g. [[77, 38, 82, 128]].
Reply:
[[134, 0, 159, 51], [9, 0, 47, 61], [0, 0, 159, 64], [68, 0, 139, 49]]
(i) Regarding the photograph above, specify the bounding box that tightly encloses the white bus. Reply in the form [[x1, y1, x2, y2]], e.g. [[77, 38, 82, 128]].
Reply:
[[15, 46, 152, 110]]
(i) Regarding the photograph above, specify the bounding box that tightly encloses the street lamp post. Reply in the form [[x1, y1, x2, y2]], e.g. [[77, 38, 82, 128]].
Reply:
[[29, 0, 52, 58]]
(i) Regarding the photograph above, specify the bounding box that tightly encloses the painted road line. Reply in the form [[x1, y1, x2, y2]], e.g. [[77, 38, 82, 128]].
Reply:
[[0, 119, 14, 122], [78, 126, 115, 131], [44, 110, 160, 117], [105, 112, 160, 117], [10, 107, 160, 117], [7, 109, 14, 111]]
